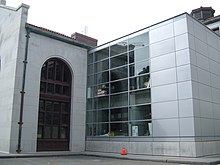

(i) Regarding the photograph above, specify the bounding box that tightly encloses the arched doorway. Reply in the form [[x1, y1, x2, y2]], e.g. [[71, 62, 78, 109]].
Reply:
[[37, 58, 72, 151]]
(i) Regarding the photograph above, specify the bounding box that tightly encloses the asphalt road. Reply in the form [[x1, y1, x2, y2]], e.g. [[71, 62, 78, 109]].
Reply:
[[0, 155, 183, 165]]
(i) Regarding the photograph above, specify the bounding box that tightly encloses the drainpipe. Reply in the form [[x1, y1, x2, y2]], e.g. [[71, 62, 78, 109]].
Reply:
[[16, 27, 30, 153]]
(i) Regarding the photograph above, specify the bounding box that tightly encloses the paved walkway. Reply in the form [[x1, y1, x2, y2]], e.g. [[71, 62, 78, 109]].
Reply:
[[0, 151, 220, 165]]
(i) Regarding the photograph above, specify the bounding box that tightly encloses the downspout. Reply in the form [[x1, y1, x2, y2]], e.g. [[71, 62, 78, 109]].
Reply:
[[16, 27, 30, 153]]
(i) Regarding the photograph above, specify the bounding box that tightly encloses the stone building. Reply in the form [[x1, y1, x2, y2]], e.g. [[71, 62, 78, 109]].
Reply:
[[1, 1, 220, 157], [0, 2, 97, 153]]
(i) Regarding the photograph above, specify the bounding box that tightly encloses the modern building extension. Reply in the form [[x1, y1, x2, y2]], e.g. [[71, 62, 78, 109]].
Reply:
[[86, 7, 220, 157]]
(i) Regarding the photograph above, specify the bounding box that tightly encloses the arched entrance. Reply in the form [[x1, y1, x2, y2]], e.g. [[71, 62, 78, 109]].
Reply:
[[37, 58, 72, 151]]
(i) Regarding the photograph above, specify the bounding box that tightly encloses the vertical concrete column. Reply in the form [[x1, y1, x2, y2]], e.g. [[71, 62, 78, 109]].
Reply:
[[0, 0, 6, 5]]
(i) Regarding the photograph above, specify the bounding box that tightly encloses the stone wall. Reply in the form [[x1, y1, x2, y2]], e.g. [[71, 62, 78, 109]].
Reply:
[[0, 4, 29, 153]]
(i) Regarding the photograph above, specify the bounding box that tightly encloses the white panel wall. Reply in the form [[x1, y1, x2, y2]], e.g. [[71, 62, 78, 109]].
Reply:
[[186, 13, 220, 155], [150, 14, 195, 140]]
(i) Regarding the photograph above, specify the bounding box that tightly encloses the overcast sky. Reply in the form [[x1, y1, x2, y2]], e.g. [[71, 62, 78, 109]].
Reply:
[[6, 0, 220, 45]]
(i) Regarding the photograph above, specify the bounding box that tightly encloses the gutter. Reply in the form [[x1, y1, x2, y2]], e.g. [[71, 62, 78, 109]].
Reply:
[[16, 27, 30, 153]]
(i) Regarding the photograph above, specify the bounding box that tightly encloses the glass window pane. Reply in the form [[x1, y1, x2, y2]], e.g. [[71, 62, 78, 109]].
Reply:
[[53, 113, 60, 125], [55, 84, 62, 94], [88, 53, 93, 64], [40, 82, 46, 93], [63, 66, 70, 82], [88, 64, 93, 75], [52, 126, 59, 138], [87, 99, 93, 110], [128, 32, 149, 51], [95, 48, 109, 61], [86, 124, 93, 136], [131, 121, 152, 136], [87, 75, 94, 86], [130, 89, 151, 105], [129, 60, 150, 77], [55, 61, 62, 81], [87, 86, 93, 98], [54, 102, 61, 112], [45, 101, 53, 111], [86, 111, 93, 123], [94, 96, 109, 109], [110, 93, 128, 108], [110, 66, 128, 81], [37, 126, 43, 138], [41, 63, 47, 79], [129, 51, 135, 64], [129, 47, 149, 63], [39, 100, 44, 111], [110, 79, 128, 94], [130, 105, 151, 120], [110, 53, 127, 68], [47, 83, 54, 94], [94, 109, 109, 122], [61, 127, 67, 139], [95, 84, 109, 97], [130, 74, 150, 90], [63, 86, 69, 96], [61, 103, 68, 113], [62, 114, 68, 125], [110, 123, 128, 136], [45, 113, 52, 125], [94, 71, 109, 84], [38, 112, 44, 124], [94, 59, 109, 73], [94, 123, 109, 136], [47, 61, 54, 80], [44, 126, 51, 138], [110, 107, 128, 121], [110, 40, 128, 56]]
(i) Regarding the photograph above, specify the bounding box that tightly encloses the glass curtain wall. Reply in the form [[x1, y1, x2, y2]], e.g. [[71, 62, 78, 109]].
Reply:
[[87, 30, 151, 137]]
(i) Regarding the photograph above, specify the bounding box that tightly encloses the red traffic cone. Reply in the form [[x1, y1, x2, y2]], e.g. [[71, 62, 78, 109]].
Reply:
[[121, 148, 127, 155]]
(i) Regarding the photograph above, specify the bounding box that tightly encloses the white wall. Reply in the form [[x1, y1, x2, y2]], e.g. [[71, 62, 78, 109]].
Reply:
[[0, 4, 29, 153], [150, 14, 196, 140], [186, 14, 220, 156], [19, 32, 88, 153]]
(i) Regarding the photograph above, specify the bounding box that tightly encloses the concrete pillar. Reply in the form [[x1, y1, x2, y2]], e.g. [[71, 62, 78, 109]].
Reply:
[[0, 0, 6, 5]]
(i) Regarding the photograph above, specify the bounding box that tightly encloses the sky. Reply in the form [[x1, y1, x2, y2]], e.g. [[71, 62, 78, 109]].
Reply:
[[6, 0, 220, 45]]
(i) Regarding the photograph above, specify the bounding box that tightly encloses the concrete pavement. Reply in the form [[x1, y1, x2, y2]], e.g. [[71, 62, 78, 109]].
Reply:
[[0, 155, 180, 165], [0, 151, 220, 165]]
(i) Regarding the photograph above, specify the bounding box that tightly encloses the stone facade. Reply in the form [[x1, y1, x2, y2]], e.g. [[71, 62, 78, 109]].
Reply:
[[0, 3, 92, 153], [0, 3, 29, 153]]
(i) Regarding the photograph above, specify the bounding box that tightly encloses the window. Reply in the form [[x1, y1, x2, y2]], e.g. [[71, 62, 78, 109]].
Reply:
[[110, 66, 128, 81], [95, 48, 109, 61], [110, 53, 128, 68], [94, 59, 109, 72], [87, 31, 151, 137], [37, 58, 71, 151]]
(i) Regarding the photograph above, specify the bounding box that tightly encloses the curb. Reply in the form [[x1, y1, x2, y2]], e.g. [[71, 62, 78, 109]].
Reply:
[[1, 152, 220, 165]]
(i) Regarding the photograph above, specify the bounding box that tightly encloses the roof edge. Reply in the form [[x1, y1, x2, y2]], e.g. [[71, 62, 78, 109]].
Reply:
[[89, 12, 188, 51], [25, 23, 93, 50], [203, 15, 220, 24], [89, 12, 220, 52], [0, 3, 29, 11]]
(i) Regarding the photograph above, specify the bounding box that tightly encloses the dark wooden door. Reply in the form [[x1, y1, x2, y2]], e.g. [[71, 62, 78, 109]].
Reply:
[[37, 58, 71, 151]]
